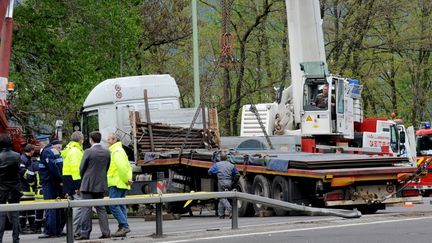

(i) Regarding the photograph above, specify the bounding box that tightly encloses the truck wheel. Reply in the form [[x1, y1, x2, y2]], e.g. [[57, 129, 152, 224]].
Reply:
[[357, 204, 382, 214], [423, 190, 432, 197], [252, 175, 271, 213], [271, 176, 290, 216], [235, 177, 255, 217]]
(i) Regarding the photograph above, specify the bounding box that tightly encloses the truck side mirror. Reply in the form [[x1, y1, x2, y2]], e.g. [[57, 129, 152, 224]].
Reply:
[[399, 131, 406, 144]]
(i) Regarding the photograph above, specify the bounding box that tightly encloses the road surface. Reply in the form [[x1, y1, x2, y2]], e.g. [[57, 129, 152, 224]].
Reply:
[[3, 198, 432, 243]]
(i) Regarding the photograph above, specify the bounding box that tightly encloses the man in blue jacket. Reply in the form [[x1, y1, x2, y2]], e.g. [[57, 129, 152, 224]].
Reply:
[[38, 138, 65, 239], [208, 151, 240, 219]]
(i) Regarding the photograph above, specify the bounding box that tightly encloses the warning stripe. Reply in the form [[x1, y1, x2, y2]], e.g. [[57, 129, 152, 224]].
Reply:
[[417, 157, 425, 165]]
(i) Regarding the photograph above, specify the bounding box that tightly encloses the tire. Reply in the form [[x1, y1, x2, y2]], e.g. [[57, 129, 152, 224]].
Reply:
[[357, 205, 381, 214], [271, 176, 290, 216], [235, 177, 255, 217], [165, 171, 192, 215], [422, 190, 432, 197], [252, 175, 271, 213]]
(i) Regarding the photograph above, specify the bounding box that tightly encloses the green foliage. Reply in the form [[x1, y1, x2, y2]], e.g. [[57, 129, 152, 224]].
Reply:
[[11, 0, 143, 134]]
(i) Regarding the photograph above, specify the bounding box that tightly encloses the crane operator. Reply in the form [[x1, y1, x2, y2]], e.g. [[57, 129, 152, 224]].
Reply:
[[314, 84, 335, 108]]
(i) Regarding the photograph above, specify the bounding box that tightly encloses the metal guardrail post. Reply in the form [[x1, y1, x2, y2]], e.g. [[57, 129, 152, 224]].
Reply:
[[155, 203, 163, 237], [231, 197, 238, 229], [66, 207, 74, 243]]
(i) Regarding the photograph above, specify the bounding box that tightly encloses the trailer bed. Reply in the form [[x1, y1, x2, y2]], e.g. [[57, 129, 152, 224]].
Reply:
[[138, 152, 416, 183]]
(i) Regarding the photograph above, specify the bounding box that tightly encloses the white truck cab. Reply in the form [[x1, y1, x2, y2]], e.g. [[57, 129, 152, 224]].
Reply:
[[81, 75, 181, 148]]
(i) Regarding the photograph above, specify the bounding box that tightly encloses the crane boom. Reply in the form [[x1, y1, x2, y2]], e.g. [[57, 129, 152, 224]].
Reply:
[[0, 0, 9, 33], [286, 0, 327, 125], [0, 0, 13, 79]]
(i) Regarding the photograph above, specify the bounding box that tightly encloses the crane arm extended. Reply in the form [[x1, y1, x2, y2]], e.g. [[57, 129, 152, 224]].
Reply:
[[0, 0, 14, 79], [285, 0, 327, 125]]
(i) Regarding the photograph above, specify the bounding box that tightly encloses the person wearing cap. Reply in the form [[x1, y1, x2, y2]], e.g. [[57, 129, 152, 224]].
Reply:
[[107, 133, 133, 237], [61, 131, 84, 237], [33, 139, 50, 234], [38, 138, 65, 239], [0, 134, 22, 243], [18, 144, 38, 234]]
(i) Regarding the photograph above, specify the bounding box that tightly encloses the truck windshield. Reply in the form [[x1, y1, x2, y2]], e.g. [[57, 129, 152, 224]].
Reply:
[[389, 124, 399, 153], [417, 134, 432, 156], [82, 111, 99, 148]]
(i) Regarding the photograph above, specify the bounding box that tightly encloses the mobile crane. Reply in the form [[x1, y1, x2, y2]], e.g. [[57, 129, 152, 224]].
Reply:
[[238, 0, 411, 158], [405, 122, 432, 196], [80, 0, 421, 216]]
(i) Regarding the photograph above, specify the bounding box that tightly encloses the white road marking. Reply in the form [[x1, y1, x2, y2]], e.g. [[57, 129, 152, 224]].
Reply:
[[160, 216, 432, 243], [167, 217, 334, 235]]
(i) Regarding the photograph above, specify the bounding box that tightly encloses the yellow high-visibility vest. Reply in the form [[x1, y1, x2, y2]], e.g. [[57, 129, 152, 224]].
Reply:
[[61, 141, 84, 180], [107, 142, 132, 190]]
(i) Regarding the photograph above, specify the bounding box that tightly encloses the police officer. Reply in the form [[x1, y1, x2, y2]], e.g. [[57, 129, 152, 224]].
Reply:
[[19, 144, 37, 234], [208, 151, 240, 219], [38, 138, 65, 239]]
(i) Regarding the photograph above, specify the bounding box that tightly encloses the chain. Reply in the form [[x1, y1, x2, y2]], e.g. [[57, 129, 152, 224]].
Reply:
[[179, 63, 222, 159], [179, 0, 236, 158], [220, 0, 235, 68], [221, 0, 233, 33], [180, 0, 273, 156], [221, 0, 273, 150]]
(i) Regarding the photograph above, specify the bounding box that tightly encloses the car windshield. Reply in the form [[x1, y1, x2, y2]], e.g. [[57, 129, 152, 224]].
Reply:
[[417, 134, 432, 155]]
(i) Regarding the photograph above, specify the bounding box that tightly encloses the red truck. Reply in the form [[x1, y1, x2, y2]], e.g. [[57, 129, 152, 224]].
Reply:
[[406, 123, 432, 196]]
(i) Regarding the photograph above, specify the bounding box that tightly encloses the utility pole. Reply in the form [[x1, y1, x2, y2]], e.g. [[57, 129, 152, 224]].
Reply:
[[192, 0, 200, 107]]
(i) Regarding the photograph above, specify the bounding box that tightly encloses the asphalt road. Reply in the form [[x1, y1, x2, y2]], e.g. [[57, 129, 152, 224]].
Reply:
[[3, 198, 432, 243]]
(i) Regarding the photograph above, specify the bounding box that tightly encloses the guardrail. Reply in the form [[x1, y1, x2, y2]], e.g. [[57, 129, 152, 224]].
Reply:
[[0, 191, 361, 243]]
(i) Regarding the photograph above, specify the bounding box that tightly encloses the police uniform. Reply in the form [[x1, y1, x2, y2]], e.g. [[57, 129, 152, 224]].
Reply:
[[19, 154, 38, 233], [38, 141, 65, 237]]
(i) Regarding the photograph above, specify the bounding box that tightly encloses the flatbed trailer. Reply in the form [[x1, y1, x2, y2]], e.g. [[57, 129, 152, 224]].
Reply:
[[136, 151, 421, 216]]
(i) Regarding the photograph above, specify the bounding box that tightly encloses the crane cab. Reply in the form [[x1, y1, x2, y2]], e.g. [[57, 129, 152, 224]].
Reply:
[[300, 62, 362, 139]]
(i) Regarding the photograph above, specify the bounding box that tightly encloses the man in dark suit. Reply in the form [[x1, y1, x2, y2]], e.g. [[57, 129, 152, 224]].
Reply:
[[75, 131, 111, 240]]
